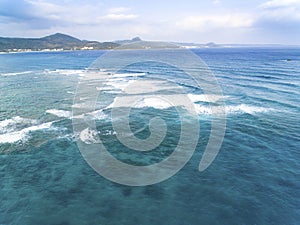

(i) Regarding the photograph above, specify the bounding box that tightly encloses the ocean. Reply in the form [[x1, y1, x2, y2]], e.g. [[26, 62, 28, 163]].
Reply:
[[0, 47, 299, 224]]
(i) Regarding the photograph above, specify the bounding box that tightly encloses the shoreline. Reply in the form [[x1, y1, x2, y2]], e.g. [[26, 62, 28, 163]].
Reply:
[[1, 45, 300, 54], [0, 49, 109, 54]]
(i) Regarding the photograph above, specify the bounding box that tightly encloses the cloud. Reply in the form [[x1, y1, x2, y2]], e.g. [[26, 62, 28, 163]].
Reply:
[[0, 0, 299, 44], [101, 14, 138, 21], [102, 8, 139, 22], [0, 0, 65, 28], [0, 0, 138, 28], [108, 7, 130, 14], [261, 7, 300, 21], [0, 0, 32, 20], [258, 0, 300, 24], [259, 0, 300, 9], [176, 13, 254, 30]]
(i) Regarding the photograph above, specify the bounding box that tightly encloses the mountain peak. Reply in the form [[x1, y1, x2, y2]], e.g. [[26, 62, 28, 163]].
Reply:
[[0, 33, 120, 52], [131, 37, 142, 42], [42, 33, 81, 43], [114, 37, 143, 45]]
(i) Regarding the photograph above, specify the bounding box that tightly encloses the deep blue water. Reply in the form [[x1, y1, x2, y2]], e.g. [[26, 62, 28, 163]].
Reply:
[[0, 48, 299, 225]]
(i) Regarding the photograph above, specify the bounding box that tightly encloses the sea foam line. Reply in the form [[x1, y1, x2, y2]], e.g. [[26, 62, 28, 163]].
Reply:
[[0, 116, 38, 134], [0, 71, 33, 76], [46, 109, 72, 119], [0, 122, 54, 143], [106, 95, 272, 115], [46, 108, 108, 120]]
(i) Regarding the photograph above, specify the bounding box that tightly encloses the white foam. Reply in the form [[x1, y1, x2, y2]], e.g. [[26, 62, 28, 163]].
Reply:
[[96, 86, 112, 91], [194, 104, 271, 115], [0, 122, 53, 143], [71, 108, 109, 121], [107, 95, 179, 110], [0, 116, 26, 128], [226, 104, 271, 114], [79, 128, 100, 144], [188, 94, 224, 103], [105, 79, 135, 91], [45, 69, 87, 77], [46, 109, 72, 118], [0, 116, 37, 134], [87, 109, 108, 120], [135, 98, 172, 109], [0, 71, 33, 76], [101, 130, 117, 136], [107, 95, 271, 116]]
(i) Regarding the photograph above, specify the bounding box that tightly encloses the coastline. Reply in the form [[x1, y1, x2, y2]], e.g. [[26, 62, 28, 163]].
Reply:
[[1, 43, 300, 55]]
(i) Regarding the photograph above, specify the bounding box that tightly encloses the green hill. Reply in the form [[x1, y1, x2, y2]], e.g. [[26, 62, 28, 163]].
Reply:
[[0, 33, 120, 52]]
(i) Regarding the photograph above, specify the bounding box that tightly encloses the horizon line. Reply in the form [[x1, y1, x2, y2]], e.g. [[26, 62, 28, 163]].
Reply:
[[1, 32, 300, 47]]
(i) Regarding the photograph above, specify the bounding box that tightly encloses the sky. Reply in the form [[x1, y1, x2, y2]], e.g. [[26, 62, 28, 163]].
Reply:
[[0, 0, 300, 44]]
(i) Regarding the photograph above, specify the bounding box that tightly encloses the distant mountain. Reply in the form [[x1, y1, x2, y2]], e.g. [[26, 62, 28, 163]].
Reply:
[[172, 41, 220, 48], [114, 37, 143, 45], [41, 33, 82, 46], [0, 33, 120, 52], [2, 34, 291, 52]]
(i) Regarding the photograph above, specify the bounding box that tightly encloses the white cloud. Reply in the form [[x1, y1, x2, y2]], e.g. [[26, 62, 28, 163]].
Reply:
[[259, 0, 300, 21], [22, 1, 139, 25], [101, 7, 138, 22], [27, 0, 64, 14], [1, 0, 299, 44], [24, 0, 103, 25], [260, 0, 300, 9], [101, 14, 138, 21], [261, 7, 300, 20], [177, 13, 254, 30], [109, 7, 130, 14], [0, 0, 140, 39]]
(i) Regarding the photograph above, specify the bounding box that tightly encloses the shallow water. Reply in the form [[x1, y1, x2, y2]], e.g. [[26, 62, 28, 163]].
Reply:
[[0, 48, 299, 224]]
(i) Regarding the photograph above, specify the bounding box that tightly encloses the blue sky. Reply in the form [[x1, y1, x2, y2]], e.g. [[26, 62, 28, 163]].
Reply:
[[0, 0, 299, 44]]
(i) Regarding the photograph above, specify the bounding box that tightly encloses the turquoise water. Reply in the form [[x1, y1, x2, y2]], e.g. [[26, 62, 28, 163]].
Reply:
[[0, 48, 299, 224]]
